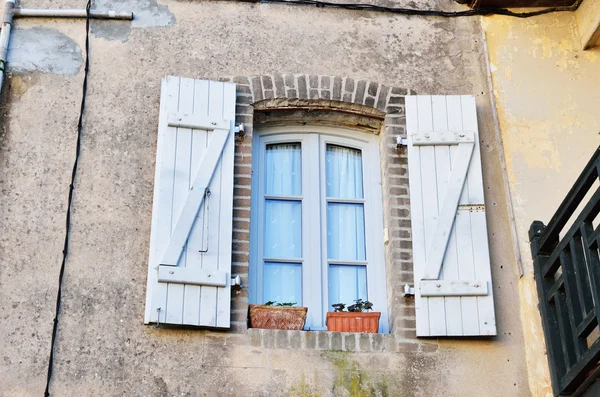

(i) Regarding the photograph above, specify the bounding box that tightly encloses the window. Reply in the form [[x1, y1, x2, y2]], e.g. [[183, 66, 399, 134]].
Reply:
[[250, 126, 387, 332]]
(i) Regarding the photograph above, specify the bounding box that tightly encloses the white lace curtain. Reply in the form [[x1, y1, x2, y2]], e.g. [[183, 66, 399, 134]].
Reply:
[[262, 143, 368, 308]]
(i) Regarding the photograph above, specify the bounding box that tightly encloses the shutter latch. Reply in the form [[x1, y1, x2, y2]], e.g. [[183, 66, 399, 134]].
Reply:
[[154, 307, 162, 329]]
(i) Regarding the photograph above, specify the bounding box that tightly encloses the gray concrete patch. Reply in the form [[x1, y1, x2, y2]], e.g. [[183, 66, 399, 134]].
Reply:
[[7, 28, 83, 75], [91, 0, 175, 42]]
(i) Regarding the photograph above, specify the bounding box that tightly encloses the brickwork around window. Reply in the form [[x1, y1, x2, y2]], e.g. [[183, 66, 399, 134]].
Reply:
[[215, 74, 437, 353]]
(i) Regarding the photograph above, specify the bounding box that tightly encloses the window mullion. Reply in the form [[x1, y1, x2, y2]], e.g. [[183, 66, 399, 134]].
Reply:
[[318, 134, 331, 329], [304, 133, 325, 330]]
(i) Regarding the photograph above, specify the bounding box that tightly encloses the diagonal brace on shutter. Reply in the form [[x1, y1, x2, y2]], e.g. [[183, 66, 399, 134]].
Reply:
[[167, 112, 230, 131], [160, 126, 231, 267], [422, 137, 475, 280]]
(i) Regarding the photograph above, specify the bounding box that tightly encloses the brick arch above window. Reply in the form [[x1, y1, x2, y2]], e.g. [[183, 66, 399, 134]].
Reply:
[[217, 74, 411, 140]]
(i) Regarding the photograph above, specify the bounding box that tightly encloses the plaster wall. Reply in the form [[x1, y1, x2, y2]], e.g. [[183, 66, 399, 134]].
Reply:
[[1, 0, 529, 396], [483, 11, 600, 397]]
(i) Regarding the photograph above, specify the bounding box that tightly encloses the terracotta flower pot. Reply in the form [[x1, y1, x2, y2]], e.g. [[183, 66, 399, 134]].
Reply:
[[326, 311, 381, 333], [248, 304, 308, 330]]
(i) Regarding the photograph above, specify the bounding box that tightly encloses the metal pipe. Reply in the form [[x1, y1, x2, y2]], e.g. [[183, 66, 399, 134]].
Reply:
[[0, 0, 15, 95], [14, 9, 133, 20]]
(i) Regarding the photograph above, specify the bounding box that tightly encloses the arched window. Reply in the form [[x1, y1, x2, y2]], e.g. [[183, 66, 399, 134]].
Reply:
[[249, 126, 388, 332]]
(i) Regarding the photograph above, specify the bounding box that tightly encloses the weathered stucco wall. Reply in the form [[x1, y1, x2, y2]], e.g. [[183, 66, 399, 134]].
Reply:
[[1, 0, 529, 396], [483, 10, 600, 397]]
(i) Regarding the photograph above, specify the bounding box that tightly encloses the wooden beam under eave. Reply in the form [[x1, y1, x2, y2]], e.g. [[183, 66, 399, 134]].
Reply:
[[581, 19, 600, 50], [577, 0, 600, 50]]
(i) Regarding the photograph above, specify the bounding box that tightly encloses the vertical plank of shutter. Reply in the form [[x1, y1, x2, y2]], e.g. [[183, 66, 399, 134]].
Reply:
[[447, 96, 480, 336], [145, 77, 170, 323], [165, 77, 195, 325], [150, 76, 181, 323], [182, 79, 210, 326], [407, 96, 430, 336], [216, 83, 236, 328], [461, 96, 496, 335], [199, 81, 225, 327], [432, 96, 463, 336], [417, 95, 447, 336]]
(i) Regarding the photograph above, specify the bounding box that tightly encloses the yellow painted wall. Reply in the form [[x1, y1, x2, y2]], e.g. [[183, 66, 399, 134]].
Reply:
[[483, 10, 600, 397]]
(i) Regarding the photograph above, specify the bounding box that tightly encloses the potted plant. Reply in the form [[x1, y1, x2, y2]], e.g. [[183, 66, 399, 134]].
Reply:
[[248, 301, 308, 330], [326, 299, 380, 333]]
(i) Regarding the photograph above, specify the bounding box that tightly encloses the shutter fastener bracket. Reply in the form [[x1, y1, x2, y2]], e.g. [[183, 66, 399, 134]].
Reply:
[[231, 274, 242, 291], [234, 123, 245, 139], [396, 136, 408, 148]]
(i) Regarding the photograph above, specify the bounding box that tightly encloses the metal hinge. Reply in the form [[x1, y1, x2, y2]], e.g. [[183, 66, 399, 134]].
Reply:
[[403, 284, 415, 296], [396, 136, 408, 147]]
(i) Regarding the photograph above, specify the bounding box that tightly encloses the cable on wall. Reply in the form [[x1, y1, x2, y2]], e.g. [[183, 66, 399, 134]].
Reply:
[[44, 1, 91, 396], [228, 0, 574, 18]]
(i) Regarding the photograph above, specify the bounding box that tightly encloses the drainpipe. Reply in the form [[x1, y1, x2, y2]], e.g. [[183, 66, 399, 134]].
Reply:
[[0, 0, 15, 95], [0, 1, 133, 96]]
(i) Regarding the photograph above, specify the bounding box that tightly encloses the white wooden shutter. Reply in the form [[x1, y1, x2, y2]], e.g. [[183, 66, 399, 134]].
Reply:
[[406, 95, 496, 337], [144, 76, 236, 328]]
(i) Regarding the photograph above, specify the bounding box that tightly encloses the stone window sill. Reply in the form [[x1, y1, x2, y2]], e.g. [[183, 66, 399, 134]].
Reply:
[[246, 328, 417, 353]]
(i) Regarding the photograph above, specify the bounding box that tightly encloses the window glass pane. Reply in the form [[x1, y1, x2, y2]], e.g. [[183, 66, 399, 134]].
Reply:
[[266, 143, 302, 196], [327, 203, 366, 261], [264, 262, 302, 306], [264, 200, 302, 258], [328, 265, 367, 310], [326, 145, 363, 199]]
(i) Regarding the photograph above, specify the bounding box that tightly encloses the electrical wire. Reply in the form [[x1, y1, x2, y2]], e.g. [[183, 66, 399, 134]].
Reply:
[[44, 1, 91, 396], [227, 0, 574, 18]]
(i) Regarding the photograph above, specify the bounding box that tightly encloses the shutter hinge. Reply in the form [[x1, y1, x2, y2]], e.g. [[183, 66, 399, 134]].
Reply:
[[396, 136, 408, 148], [403, 284, 415, 297], [231, 274, 242, 288], [234, 123, 245, 141], [234, 123, 244, 134]]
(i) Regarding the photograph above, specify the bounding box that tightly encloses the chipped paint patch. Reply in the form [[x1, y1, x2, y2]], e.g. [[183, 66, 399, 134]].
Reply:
[[91, 0, 175, 42], [7, 28, 82, 75]]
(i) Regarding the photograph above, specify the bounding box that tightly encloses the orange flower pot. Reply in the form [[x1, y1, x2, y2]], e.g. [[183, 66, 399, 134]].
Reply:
[[326, 311, 381, 333], [248, 304, 308, 330]]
